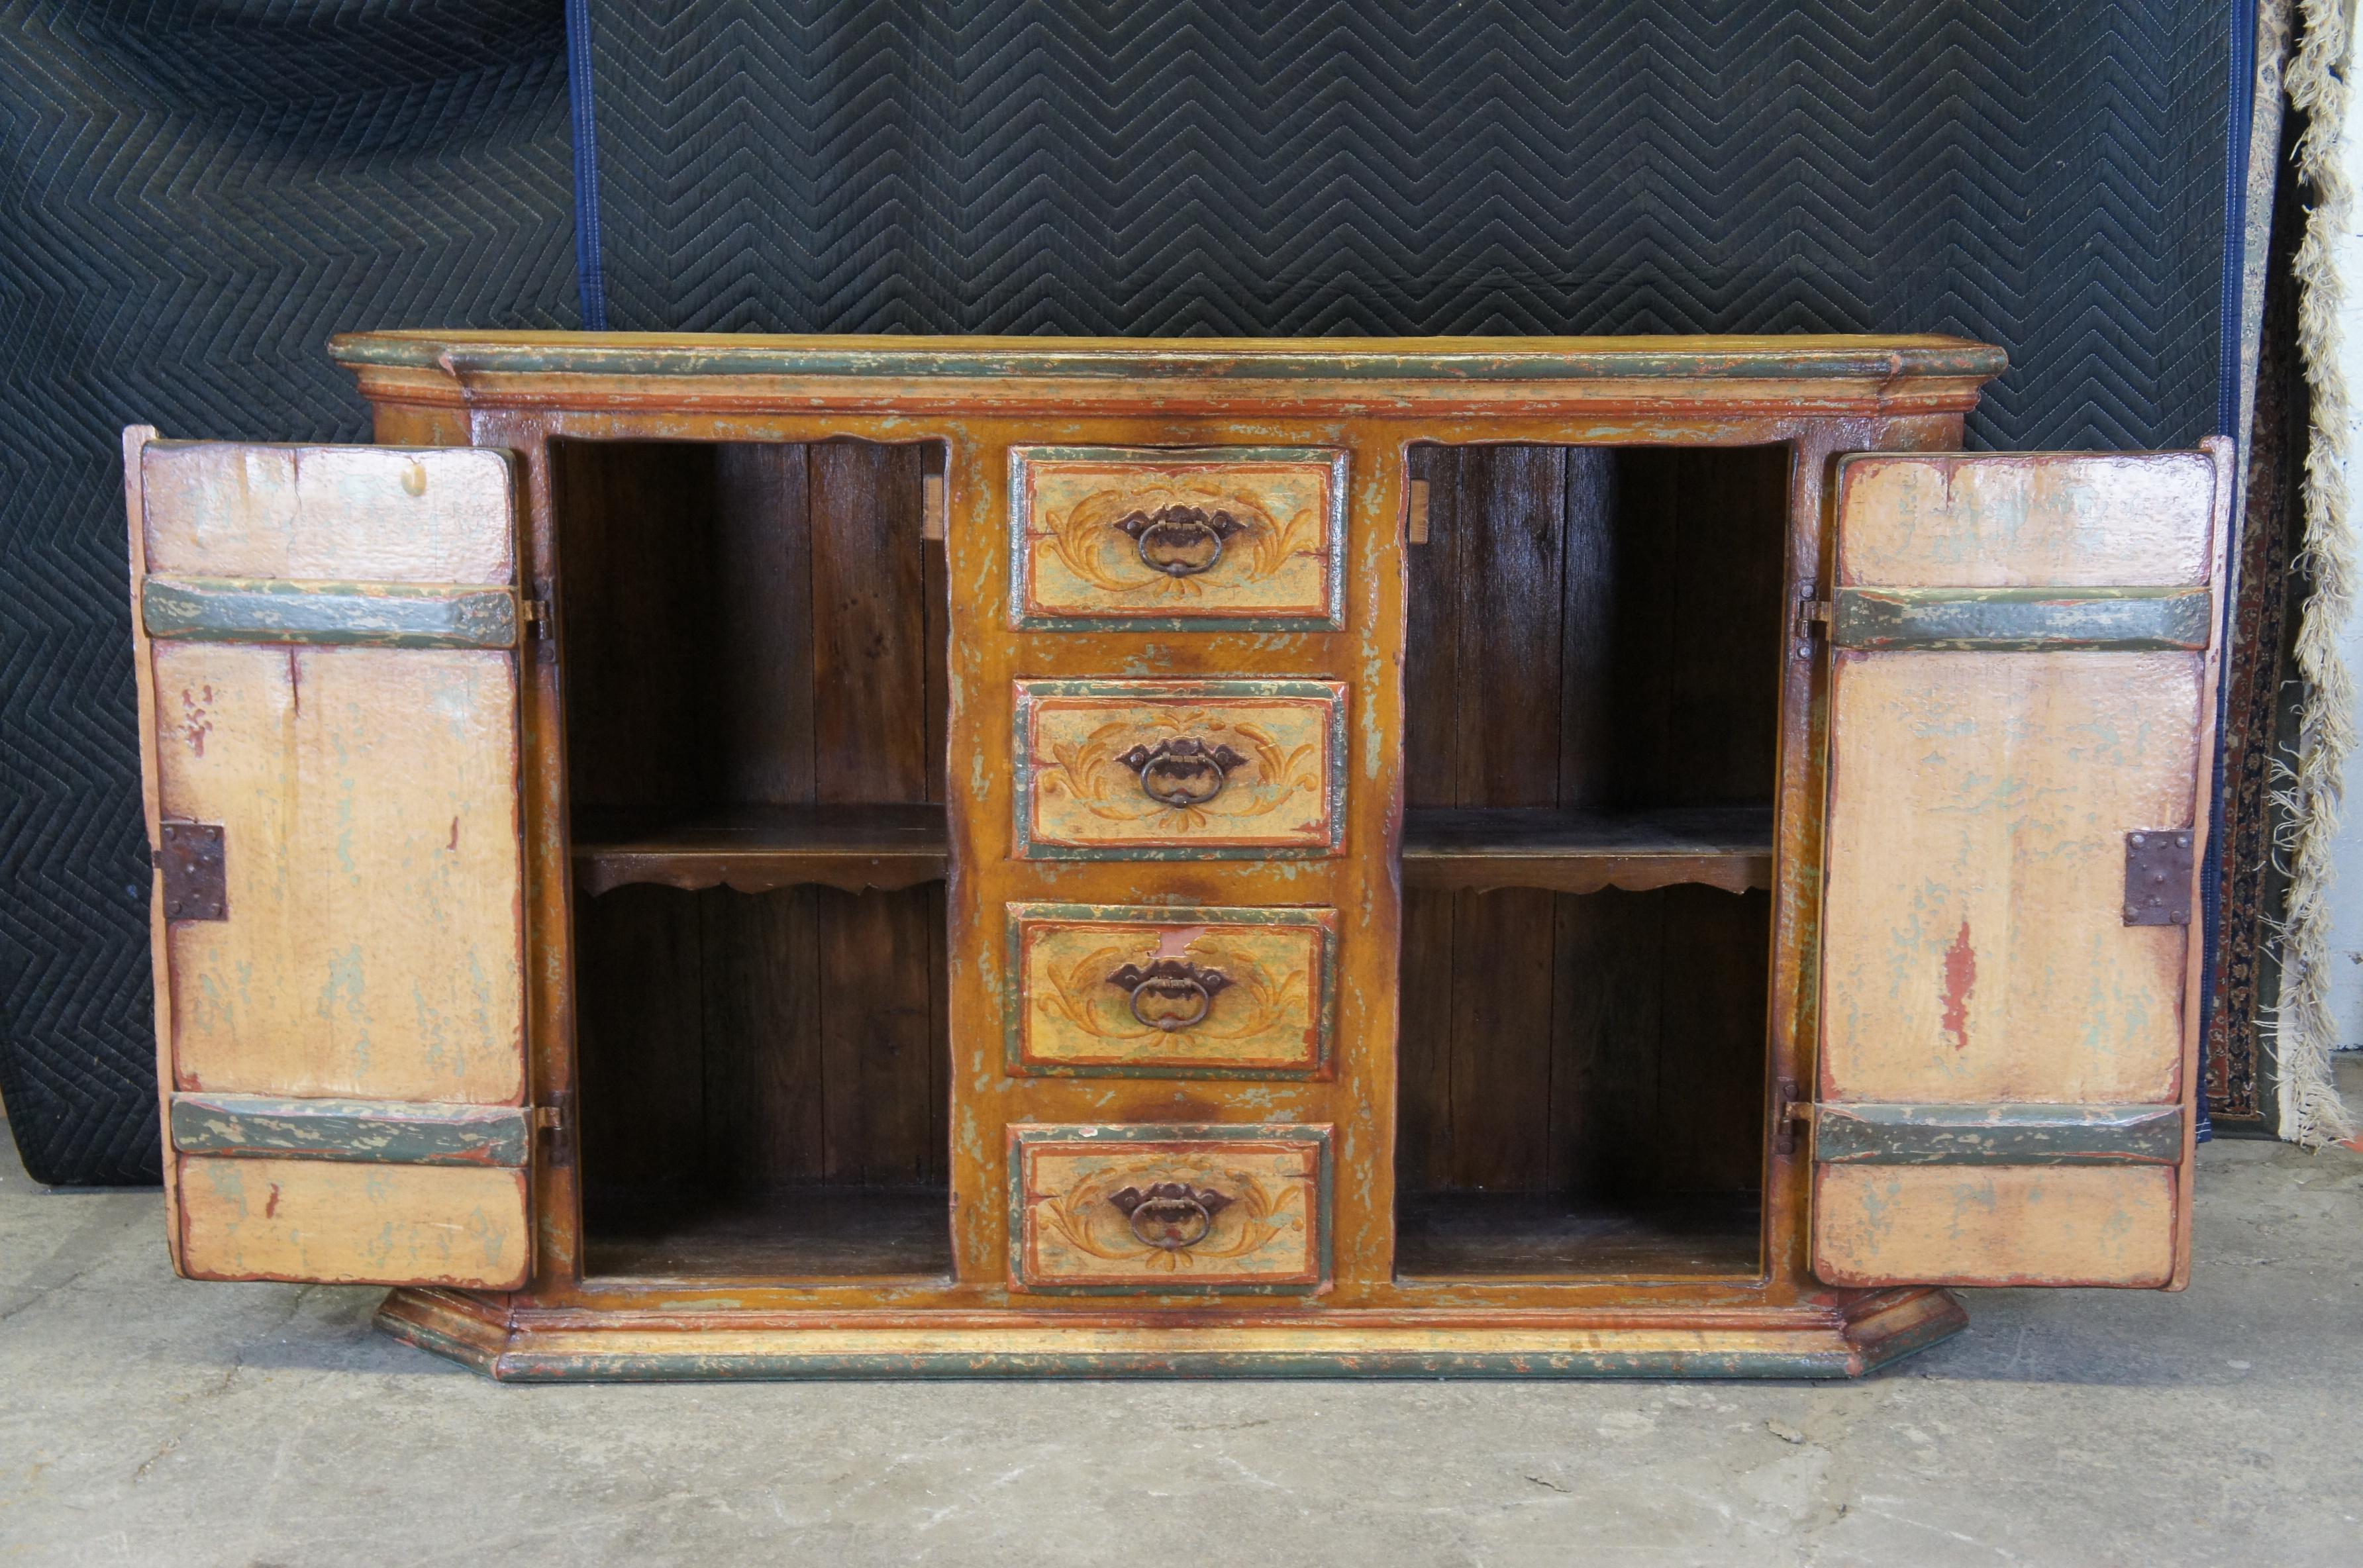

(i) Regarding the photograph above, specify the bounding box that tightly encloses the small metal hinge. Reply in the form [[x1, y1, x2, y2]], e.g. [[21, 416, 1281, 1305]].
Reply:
[[536, 1091, 574, 1167], [156, 820, 227, 921], [1792, 595, 1831, 659], [1405, 477, 1433, 544], [1773, 1077, 1814, 1157], [2123, 829, 2195, 926]]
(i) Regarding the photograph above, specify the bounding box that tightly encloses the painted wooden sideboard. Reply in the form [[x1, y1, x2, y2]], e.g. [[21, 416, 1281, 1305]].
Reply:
[[123, 334, 2228, 1379]]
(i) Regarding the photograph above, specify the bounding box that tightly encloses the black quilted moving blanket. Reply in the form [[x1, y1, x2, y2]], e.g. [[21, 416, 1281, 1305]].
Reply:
[[0, 2, 577, 1185]]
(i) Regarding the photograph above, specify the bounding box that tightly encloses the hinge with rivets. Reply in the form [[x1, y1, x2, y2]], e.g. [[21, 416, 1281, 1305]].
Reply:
[[156, 821, 227, 921], [2123, 829, 2195, 926]]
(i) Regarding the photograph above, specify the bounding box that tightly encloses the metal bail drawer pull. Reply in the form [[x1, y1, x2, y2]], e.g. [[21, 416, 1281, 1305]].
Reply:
[[1109, 1183, 1234, 1251], [1116, 505, 1246, 577], [1107, 957, 1233, 1032], [1120, 737, 1246, 807]]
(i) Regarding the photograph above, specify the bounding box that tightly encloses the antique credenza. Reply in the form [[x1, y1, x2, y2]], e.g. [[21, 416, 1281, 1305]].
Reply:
[[125, 334, 2227, 1379]]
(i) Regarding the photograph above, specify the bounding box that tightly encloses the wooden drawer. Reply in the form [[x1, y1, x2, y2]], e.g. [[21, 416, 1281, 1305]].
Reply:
[[1009, 446, 1347, 630], [1008, 1123, 1331, 1293], [1014, 678, 1346, 858], [1006, 903, 1335, 1078]]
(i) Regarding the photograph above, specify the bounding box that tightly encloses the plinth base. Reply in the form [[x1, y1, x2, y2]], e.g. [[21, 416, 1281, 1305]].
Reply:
[[376, 1285, 1966, 1381]]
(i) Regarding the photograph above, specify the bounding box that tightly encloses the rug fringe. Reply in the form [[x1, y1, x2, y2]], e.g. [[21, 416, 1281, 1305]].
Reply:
[[2272, 0, 2360, 1145]]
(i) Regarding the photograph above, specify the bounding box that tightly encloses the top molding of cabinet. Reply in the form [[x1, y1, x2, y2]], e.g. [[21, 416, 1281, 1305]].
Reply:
[[328, 331, 2007, 418]]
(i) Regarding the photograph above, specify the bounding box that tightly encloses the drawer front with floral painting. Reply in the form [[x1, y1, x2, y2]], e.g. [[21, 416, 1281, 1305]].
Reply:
[[1009, 446, 1347, 630], [1006, 903, 1336, 1078], [1007, 1123, 1332, 1293], [1013, 679, 1346, 858]]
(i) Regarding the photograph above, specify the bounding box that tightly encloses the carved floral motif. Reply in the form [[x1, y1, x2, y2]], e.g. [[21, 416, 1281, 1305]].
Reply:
[[1029, 473, 1323, 600], [1025, 697, 1332, 848], [1025, 1154, 1307, 1275], [1012, 451, 1344, 626]]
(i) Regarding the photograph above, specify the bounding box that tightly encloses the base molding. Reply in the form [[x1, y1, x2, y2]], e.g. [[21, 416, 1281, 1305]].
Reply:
[[376, 1285, 1966, 1382]]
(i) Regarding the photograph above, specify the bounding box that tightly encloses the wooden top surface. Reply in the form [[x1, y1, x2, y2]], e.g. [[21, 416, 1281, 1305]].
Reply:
[[330, 330, 2006, 384]]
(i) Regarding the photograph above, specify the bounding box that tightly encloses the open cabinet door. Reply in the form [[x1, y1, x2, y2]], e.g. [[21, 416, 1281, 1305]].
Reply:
[[1813, 442, 2231, 1289], [126, 428, 532, 1289]]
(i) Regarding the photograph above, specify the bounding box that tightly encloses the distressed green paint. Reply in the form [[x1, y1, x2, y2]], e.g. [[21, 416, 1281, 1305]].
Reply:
[[1813, 1102, 2185, 1165], [170, 1092, 530, 1167], [1006, 1122, 1333, 1297], [144, 575, 519, 649], [331, 332, 2010, 385], [1001, 903, 1338, 1080], [1832, 586, 2211, 652]]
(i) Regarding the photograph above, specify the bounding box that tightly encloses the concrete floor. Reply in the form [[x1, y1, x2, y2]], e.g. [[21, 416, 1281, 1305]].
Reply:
[[4, 1073, 2358, 1566]]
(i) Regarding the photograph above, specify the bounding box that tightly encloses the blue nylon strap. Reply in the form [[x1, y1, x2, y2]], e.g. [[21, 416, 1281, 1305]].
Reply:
[[2199, 0, 2262, 1142], [566, 0, 608, 330]]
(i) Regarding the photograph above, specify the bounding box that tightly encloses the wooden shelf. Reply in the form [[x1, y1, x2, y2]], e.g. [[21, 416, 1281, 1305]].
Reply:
[[575, 801, 1774, 897], [1395, 1192, 1762, 1280], [585, 1186, 952, 1281], [1402, 804, 1774, 895], [572, 804, 948, 897]]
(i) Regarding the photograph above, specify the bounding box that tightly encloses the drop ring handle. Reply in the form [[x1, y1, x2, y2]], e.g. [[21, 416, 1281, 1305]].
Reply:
[[1120, 738, 1246, 808], [1115, 505, 1248, 578], [1107, 957, 1233, 1032], [1109, 1182, 1234, 1250]]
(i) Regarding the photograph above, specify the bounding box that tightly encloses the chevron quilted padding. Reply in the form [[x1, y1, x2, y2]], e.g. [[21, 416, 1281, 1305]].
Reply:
[[587, 0, 2227, 452], [0, 2, 578, 1185]]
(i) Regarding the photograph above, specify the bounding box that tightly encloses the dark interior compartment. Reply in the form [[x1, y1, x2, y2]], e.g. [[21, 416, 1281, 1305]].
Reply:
[[556, 439, 951, 1280], [1395, 444, 1789, 1279]]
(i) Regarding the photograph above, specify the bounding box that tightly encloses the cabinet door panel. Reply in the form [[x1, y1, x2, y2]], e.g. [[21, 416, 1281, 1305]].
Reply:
[[1813, 445, 2229, 1291], [128, 430, 531, 1289]]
